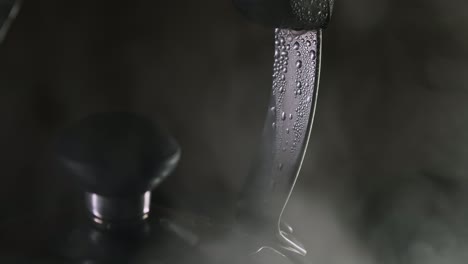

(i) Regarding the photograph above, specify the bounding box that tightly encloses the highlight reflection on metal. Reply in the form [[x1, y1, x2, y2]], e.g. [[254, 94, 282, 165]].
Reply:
[[0, 0, 21, 44], [240, 28, 322, 260], [86, 191, 151, 226]]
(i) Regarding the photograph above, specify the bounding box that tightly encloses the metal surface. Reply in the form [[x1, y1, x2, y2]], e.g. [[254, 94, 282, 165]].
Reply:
[[238, 28, 322, 260], [85, 191, 151, 227], [232, 0, 334, 29], [290, 0, 334, 29], [0, 0, 21, 43]]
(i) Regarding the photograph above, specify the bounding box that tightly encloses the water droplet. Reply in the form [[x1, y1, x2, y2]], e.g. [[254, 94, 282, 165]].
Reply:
[[293, 42, 300, 50], [286, 128, 290, 134], [281, 51, 288, 56], [296, 51, 301, 56], [271, 106, 276, 113], [272, 122, 276, 128], [298, 89, 302, 95], [286, 44, 290, 50], [282, 67, 287, 73], [280, 75, 285, 81], [279, 86, 285, 93], [306, 40, 312, 47], [281, 112, 286, 120], [286, 35, 293, 42], [278, 163, 283, 170], [296, 81, 302, 88], [306, 96, 311, 102], [274, 49, 280, 58], [296, 60, 302, 68], [280, 37, 285, 45], [310, 50, 316, 60], [289, 114, 293, 120]]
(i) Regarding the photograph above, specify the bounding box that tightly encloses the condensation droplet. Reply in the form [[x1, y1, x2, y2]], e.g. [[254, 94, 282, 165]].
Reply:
[[289, 114, 293, 120], [281, 112, 286, 120], [296, 81, 302, 88], [278, 163, 283, 170], [274, 49, 280, 58], [310, 50, 316, 60], [296, 60, 302, 68], [306, 40, 312, 47], [293, 42, 300, 50]]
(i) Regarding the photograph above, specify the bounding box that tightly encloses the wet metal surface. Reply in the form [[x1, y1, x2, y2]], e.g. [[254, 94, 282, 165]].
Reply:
[[239, 28, 322, 260]]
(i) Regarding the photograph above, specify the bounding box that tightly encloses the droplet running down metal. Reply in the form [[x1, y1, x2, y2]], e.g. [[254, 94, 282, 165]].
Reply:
[[238, 28, 322, 261]]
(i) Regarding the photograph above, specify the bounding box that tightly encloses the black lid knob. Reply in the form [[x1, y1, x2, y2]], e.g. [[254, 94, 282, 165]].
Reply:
[[56, 112, 180, 227]]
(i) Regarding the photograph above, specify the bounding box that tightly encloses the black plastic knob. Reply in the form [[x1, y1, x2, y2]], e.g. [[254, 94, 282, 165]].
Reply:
[[55, 112, 180, 227], [232, 0, 334, 30]]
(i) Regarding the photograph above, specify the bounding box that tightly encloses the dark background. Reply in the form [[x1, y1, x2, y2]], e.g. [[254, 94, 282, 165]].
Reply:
[[1, 0, 468, 263]]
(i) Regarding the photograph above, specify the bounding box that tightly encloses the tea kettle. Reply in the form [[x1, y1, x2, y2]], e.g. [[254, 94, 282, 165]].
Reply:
[[0, 0, 334, 263]]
